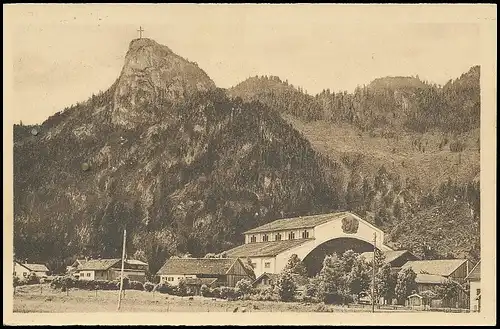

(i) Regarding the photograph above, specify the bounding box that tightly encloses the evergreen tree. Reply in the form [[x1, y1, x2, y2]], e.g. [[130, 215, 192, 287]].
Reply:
[[395, 267, 417, 305]]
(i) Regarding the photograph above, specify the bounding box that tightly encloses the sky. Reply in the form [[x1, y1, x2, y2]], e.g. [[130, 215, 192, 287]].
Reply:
[[5, 4, 486, 124]]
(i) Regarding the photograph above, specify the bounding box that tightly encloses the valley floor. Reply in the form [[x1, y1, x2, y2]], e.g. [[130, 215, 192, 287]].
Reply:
[[12, 284, 466, 314]]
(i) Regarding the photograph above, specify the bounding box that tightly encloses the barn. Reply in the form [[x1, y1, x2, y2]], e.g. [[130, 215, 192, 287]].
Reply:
[[77, 258, 148, 282], [156, 258, 255, 288]]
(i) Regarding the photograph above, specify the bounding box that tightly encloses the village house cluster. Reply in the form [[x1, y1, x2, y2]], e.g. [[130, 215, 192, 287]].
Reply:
[[14, 211, 481, 311]]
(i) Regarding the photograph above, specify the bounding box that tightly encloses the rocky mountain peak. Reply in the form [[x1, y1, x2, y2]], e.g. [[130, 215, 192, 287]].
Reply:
[[111, 38, 216, 128]]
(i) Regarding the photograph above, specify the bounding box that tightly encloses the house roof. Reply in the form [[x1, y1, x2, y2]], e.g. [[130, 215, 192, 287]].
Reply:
[[78, 259, 121, 271], [253, 272, 279, 284], [401, 259, 468, 277], [465, 261, 480, 281], [184, 277, 218, 286], [125, 259, 148, 266], [21, 263, 49, 272], [244, 212, 350, 234], [407, 293, 423, 299], [415, 273, 448, 284], [223, 239, 311, 258], [156, 258, 240, 276], [358, 250, 416, 264]]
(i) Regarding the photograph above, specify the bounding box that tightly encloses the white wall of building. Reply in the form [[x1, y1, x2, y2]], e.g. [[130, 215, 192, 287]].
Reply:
[[469, 280, 481, 312], [263, 214, 392, 275], [14, 263, 31, 279], [159, 274, 196, 286], [246, 257, 276, 278], [79, 270, 96, 280], [245, 228, 314, 244]]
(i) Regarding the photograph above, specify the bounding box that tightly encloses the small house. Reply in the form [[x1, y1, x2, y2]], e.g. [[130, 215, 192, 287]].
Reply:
[[14, 261, 49, 279], [253, 272, 279, 290], [466, 260, 481, 312], [402, 259, 470, 308], [77, 258, 148, 282], [407, 291, 437, 310], [156, 258, 254, 289]]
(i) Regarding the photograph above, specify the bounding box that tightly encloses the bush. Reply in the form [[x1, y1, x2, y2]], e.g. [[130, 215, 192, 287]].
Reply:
[[177, 279, 188, 297], [235, 278, 254, 296], [144, 282, 155, 292], [13, 275, 20, 287], [276, 271, 297, 302], [26, 272, 40, 285], [129, 281, 144, 291], [154, 282, 174, 294], [200, 284, 211, 297]]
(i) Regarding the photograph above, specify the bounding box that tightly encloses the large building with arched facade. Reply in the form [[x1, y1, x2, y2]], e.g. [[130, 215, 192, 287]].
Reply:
[[224, 211, 394, 277]]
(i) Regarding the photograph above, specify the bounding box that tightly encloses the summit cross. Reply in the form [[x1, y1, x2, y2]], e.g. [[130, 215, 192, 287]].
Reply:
[[137, 26, 144, 39]]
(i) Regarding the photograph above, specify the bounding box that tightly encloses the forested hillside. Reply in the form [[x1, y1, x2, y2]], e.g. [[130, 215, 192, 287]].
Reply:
[[13, 38, 480, 275]]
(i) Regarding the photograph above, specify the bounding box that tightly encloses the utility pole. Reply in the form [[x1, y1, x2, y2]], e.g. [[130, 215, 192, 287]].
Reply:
[[372, 232, 376, 313], [117, 227, 127, 311]]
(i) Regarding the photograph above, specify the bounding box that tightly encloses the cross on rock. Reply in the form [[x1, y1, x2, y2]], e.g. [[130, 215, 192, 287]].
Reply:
[[137, 26, 144, 39]]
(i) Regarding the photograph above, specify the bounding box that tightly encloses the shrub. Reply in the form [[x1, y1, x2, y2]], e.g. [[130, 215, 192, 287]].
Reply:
[[276, 271, 297, 302], [26, 272, 40, 285], [13, 275, 20, 287], [144, 282, 155, 292], [211, 287, 222, 299], [200, 284, 211, 297], [129, 281, 144, 291], [154, 282, 173, 294], [177, 279, 188, 297], [235, 278, 254, 296]]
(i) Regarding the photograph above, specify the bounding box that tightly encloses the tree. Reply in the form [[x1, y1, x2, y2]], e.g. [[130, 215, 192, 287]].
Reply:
[[436, 279, 462, 306], [317, 254, 348, 303], [177, 279, 188, 297], [283, 254, 307, 277], [376, 263, 397, 305], [276, 270, 297, 302], [347, 258, 370, 299], [395, 267, 417, 305]]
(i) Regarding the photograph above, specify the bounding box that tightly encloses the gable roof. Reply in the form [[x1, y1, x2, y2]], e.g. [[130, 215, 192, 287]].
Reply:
[[244, 212, 350, 234], [21, 263, 49, 272], [78, 259, 121, 271], [465, 261, 480, 281], [358, 250, 417, 265], [224, 239, 311, 258], [253, 272, 279, 284], [125, 259, 148, 266], [415, 273, 448, 284], [156, 258, 241, 276], [402, 259, 468, 277]]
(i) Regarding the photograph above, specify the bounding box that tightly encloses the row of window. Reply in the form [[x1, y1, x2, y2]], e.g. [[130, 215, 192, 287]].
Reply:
[[249, 230, 310, 243]]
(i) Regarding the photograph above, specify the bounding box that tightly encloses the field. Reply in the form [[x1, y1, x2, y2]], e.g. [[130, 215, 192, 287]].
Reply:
[[13, 284, 426, 313]]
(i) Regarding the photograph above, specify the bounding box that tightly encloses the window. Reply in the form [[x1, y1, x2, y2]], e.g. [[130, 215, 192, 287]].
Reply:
[[168, 277, 174, 282], [302, 230, 310, 239], [275, 233, 282, 241], [23, 272, 28, 278], [250, 236, 257, 243], [264, 262, 271, 268], [262, 278, 268, 285], [476, 288, 481, 295], [87, 272, 91, 277], [262, 234, 269, 242], [288, 232, 295, 240]]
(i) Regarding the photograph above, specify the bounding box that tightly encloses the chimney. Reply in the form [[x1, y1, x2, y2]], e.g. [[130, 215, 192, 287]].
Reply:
[[24, 258, 28, 264]]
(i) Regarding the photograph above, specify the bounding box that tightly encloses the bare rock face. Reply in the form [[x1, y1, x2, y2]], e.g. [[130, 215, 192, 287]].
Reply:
[[112, 38, 216, 128]]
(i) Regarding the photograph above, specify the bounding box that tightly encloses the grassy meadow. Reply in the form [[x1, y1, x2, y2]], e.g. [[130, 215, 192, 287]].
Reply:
[[14, 284, 423, 313]]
